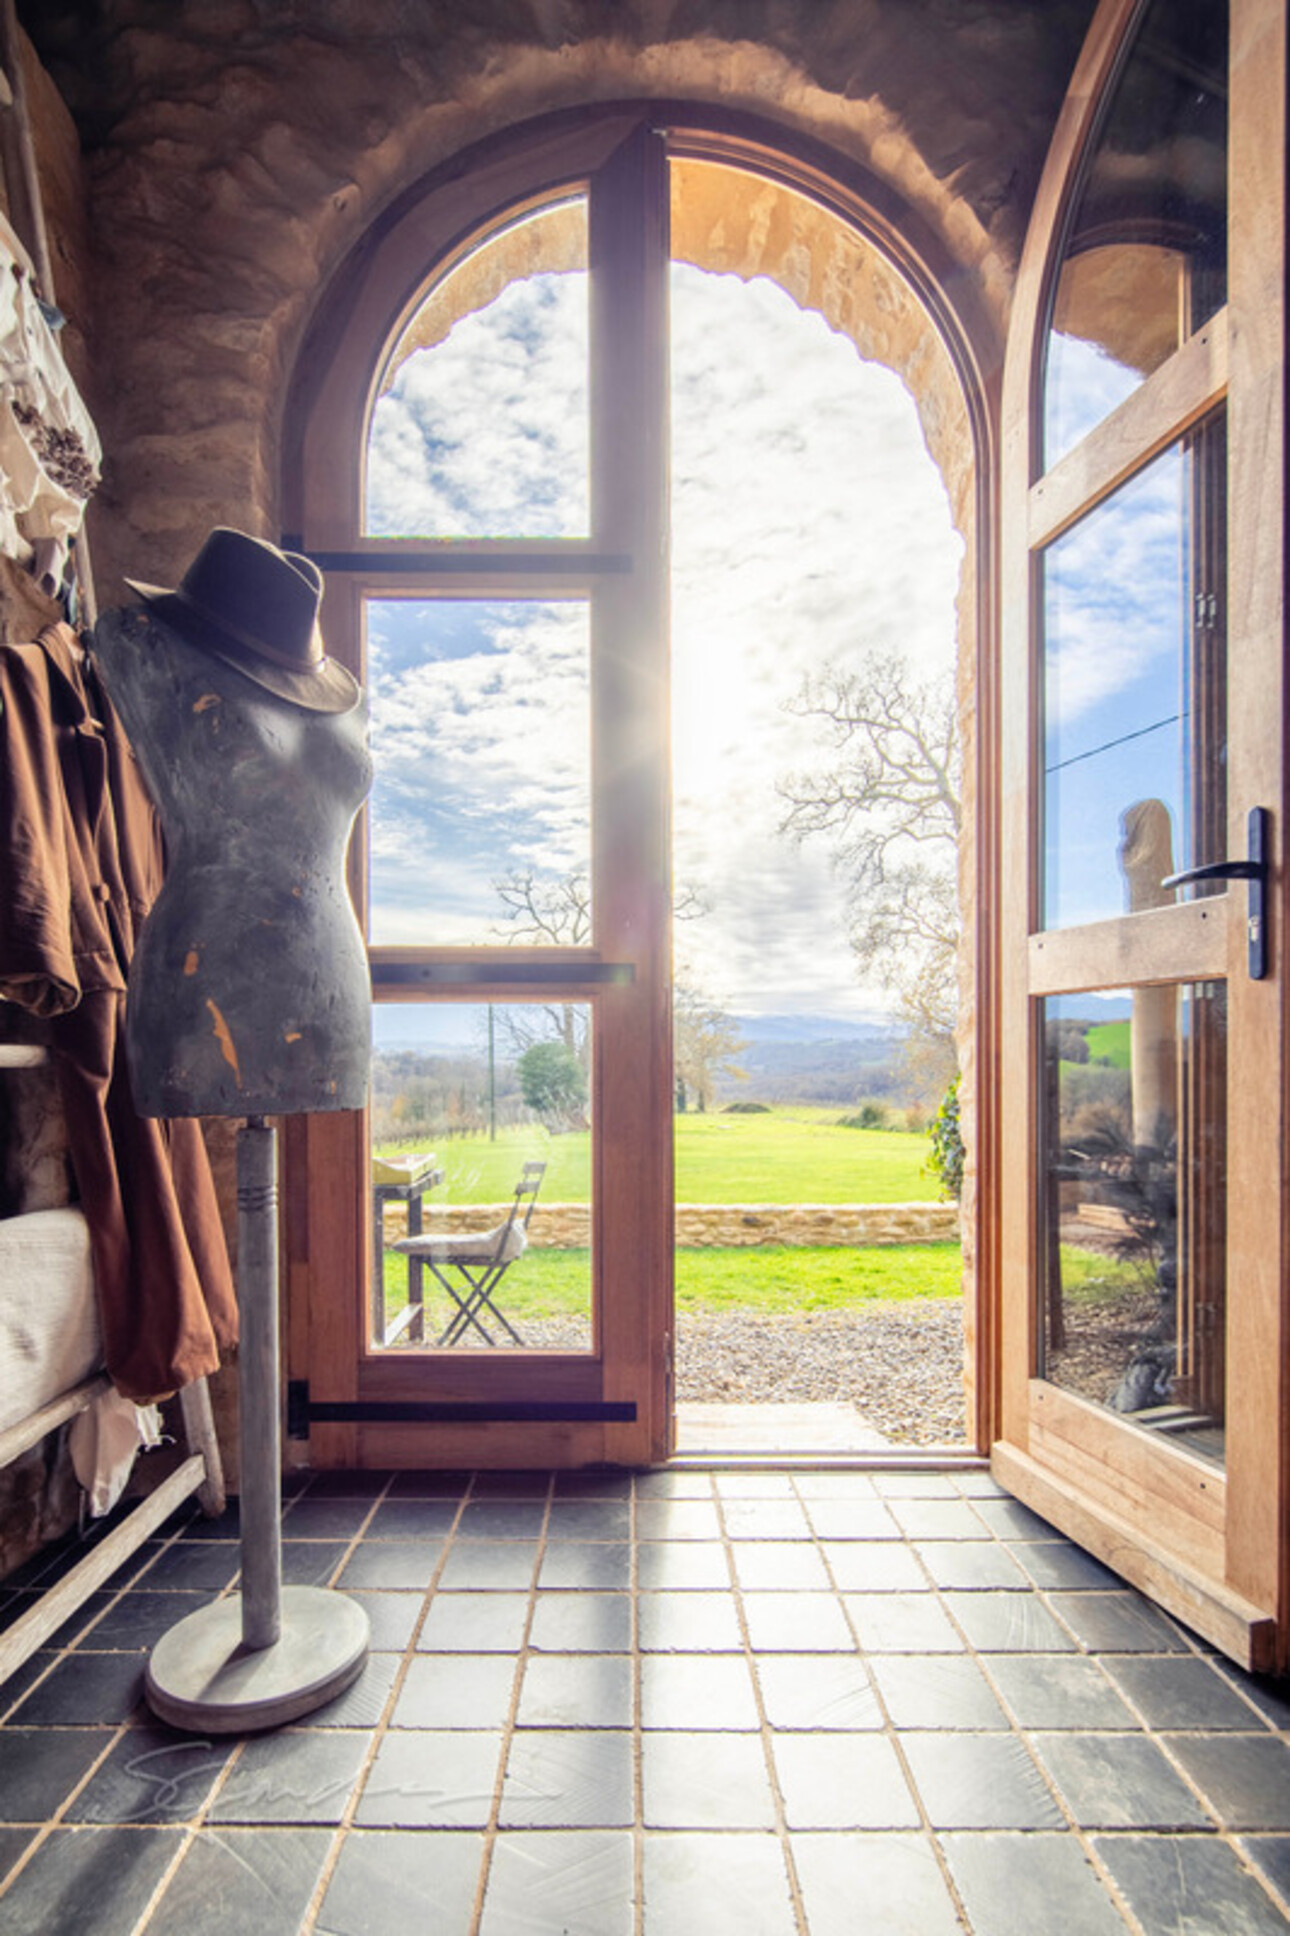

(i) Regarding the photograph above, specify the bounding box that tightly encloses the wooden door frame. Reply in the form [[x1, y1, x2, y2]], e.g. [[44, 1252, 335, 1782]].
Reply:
[[277, 102, 1003, 1472], [995, 0, 1288, 1671]]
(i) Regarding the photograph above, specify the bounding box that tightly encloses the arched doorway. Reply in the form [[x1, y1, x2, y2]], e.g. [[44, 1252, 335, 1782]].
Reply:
[[279, 107, 995, 1471]]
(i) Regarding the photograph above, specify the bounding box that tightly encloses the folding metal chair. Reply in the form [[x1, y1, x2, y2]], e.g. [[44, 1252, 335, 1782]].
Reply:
[[390, 1160, 547, 1346]]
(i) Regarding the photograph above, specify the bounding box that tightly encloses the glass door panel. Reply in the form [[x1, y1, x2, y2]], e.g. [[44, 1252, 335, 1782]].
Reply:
[[366, 196, 590, 539], [1039, 983, 1226, 1465], [1043, 0, 1228, 465], [1042, 418, 1226, 931], [369, 999, 593, 1356], [366, 597, 591, 947]]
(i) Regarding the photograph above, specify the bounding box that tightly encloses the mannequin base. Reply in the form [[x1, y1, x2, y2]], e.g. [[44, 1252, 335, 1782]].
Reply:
[[144, 1585, 370, 1733]]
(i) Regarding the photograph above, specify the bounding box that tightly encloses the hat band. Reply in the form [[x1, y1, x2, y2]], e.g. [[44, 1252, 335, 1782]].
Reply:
[[171, 587, 324, 675]]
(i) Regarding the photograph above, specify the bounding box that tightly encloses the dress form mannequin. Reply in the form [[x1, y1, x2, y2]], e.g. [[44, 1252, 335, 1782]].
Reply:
[[92, 529, 372, 1732], [92, 605, 370, 1119]]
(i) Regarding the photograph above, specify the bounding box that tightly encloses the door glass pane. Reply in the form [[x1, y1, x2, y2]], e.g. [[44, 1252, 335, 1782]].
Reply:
[[366, 196, 589, 537], [370, 1000, 592, 1353], [1043, 0, 1227, 466], [366, 598, 591, 946], [1042, 418, 1225, 931], [1039, 984, 1226, 1467]]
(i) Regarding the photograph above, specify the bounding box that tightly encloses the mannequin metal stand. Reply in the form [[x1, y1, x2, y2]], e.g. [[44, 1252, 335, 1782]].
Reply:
[[144, 1118, 369, 1731]]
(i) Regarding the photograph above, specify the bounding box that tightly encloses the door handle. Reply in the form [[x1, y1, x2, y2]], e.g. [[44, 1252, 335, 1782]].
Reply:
[[1161, 805, 1269, 980]]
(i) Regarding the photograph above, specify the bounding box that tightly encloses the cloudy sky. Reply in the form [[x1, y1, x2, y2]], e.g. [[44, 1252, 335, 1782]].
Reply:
[[364, 253, 966, 1026]]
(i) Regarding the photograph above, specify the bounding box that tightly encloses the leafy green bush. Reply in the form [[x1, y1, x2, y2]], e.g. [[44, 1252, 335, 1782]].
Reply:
[[926, 1072, 963, 1201]]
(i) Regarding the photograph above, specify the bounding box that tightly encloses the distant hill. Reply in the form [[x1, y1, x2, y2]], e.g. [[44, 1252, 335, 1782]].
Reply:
[[718, 1013, 909, 1105]]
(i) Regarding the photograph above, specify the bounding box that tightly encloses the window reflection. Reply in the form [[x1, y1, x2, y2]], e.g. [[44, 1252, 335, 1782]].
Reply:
[[1044, 0, 1227, 465], [1042, 419, 1225, 931], [1039, 985, 1226, 1466]]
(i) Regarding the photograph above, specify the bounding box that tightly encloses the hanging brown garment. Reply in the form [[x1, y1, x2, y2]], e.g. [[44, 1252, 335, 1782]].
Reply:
[[0, 622, 237, 1399]]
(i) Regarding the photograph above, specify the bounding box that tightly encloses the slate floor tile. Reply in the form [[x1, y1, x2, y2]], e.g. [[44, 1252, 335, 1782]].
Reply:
[[1214, 1666, 1290, 1730], [940, 1830, 1128, 1936], [279, 1539, 349, 1587], [801, 1500, 899, 1541], [940, 1590, 1076, 1653], [1165, 1733, 1290, 1830], [640, 1652, 760, 1730], [1239, 1836, 1290, 1905], [366, 1498, 461, 1539], [914, 1540, 1027, 1590], [63, 1723, 233, 1826], [134, 1541, 241, 1592], [146, 1826, 333, 1936], [1094, 1832, 1290, 1936], [887, 1498, 992, 1541], [337, 1542, 444, 1590], [720, 1499, 813, 1540], [821, 1540, 927, 1592], [8, 1648, 144, 1725], [902, 1732, 1064, 1829], [1047, 1591, 1189, 1653], [792, 1830, 963, 1936], [637, 1590, 741, 1652], [756, 1651, 882, 1731], [436, 1541, 540, 1591], [1012, 1542, 1124, 1591], [209, 1726, 374, 1823], [539, 1541, 631, 1589], [393, 1652, 517, 1730], [871, 1652, 1008, 1730], [641, 1729, 776, 1829], [0, 1823, 35, 1881], [319, 1828, 484, 1935], [482, 1830, 634, 1936], [347, 1589, 424, 1652], [529, 1590, 632, 1653], [871, 1472, 960, 1499], [68, 1589, 216, 1650], [642, 1831, 797, 1935], [416, 1591, 529, 1653], [355, 1728, 503, 1827], [772, 1730, 920, 1829], [457, 1500, 548, 1540], [0, 1725, 116, 1822], [279, 1494, 375, 1538], [731, 1541, 832, 1591], [634, 1499, 723, 1540], [742, 1591, 855, 1652], [518, 1652, 634, 1729], [1102, 1654, 1270, 1731], [1033, 1732, 1212, 1829], [297, 1648, 400, 1727], [544, 1499, 631, 1540], [844, 1591, 964, 1653], [968, 1497, 1057, 1539], [500, 1727, 633, 1829], [635, 1542, 729, 1591], [984, 1654, 1137, 1730], [0, 1824, 183, 1936]]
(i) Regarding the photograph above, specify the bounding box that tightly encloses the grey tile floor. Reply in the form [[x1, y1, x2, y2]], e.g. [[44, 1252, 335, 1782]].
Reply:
[[1, 1463, 1288, 1934]]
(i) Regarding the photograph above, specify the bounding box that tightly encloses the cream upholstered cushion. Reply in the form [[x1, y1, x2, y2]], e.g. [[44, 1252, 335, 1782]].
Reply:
[[392, 1220, 528, 1265]]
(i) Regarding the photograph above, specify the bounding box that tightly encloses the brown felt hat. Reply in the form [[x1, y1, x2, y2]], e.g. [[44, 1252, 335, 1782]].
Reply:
[[126, 527, 360, 714]]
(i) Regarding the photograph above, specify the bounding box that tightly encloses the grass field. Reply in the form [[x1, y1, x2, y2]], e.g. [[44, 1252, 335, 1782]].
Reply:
[[376, 1104, 939, 1206], [1084, 1020, 1131, 1069], [381, 1240, 962, 1330]]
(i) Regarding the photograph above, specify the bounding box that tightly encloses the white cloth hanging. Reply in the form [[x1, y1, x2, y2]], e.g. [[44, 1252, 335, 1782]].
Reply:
[[0, 214, 100, 594]]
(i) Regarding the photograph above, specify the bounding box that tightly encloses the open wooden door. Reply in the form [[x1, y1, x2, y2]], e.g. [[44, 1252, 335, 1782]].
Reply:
[[280, 116, 674, 1471], [995, 0, 1288, 1671]]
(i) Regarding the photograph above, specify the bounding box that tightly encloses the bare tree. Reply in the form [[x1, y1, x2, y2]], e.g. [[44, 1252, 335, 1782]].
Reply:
[[778, 649, 960, 1068], [491, 868, 590, 1063], [673, 983, 748, 1113]]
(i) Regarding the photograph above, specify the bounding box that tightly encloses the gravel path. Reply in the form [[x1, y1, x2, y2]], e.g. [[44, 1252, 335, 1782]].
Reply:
[[676, 1302, 967, 1446], [514, 1300, 968, 1447]]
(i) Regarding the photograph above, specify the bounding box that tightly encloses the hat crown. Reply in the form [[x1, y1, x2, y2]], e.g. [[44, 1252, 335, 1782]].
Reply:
[[178, 528, 322, 670]]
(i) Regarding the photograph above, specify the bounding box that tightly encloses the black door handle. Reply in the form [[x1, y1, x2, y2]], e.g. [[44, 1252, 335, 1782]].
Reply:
[[1161, 805, 1268, 980]]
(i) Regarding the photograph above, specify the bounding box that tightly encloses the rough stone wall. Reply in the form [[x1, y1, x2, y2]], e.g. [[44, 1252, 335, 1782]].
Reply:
[[385, 1199, 959, 1249], [18, 0, 1094, 603]]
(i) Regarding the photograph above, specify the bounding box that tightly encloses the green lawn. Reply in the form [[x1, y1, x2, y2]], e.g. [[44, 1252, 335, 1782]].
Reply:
[[1084, 1020, 1131, 1069], [376, 1104, 939, 1206], [381, 1240, 961, 1329]]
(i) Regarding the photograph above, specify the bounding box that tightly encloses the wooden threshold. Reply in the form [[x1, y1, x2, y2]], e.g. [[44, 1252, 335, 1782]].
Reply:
[[992, 1441, 1278, 1674]]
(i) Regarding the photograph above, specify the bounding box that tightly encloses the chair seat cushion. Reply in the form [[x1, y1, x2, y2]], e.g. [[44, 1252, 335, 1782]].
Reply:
[[392, 1221, 528, 1265]]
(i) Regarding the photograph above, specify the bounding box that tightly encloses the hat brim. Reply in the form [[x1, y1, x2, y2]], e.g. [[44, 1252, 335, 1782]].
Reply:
[[125, 580, 361, 715]]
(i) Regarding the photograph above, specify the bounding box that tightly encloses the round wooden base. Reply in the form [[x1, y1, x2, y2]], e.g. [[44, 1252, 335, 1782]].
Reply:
[[144, 1585, 370, 1733]]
